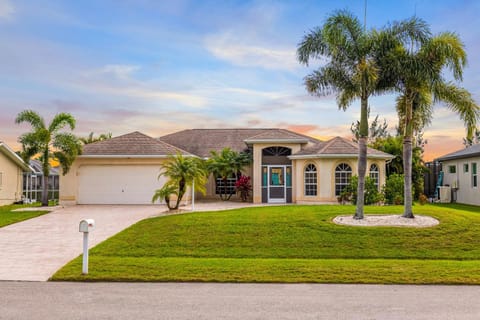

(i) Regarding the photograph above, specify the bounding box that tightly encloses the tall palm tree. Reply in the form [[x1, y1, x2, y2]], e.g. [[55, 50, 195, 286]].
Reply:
[[297, 10, 428, 219], [385, 32, 479, 218], [152, 153, 207, 210], [15, 110, 82, 206]]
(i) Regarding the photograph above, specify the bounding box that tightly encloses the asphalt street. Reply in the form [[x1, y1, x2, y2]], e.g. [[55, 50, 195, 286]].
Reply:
[[1, 282, 479, 320]]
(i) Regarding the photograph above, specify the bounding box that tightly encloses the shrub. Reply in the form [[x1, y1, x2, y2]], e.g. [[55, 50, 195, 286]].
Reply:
[[418, 193, 428, 205], [340, 176, 383, 205], [235, 176, 252, 202], [383, 174, 404, 205]]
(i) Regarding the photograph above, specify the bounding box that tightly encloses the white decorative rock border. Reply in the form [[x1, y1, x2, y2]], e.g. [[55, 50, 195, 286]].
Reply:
[[333, 214, 439, 228]]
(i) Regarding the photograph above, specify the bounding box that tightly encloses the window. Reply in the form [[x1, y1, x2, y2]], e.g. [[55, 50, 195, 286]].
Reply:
[[335, 163, 352, 196], [464, 163, 469, 173], [448, 165, 456, 174], [369, 164, 379, 189], [472, 163, 477, 188], [215, 177, 236, 195], [304, 164, 317, 196]]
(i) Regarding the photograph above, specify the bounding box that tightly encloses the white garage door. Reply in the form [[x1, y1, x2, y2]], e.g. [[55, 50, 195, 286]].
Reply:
[[78, 165, 166, 204]]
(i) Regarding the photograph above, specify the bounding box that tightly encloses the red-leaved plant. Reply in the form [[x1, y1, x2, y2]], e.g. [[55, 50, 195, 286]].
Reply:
[[235, 175, 252, 202]]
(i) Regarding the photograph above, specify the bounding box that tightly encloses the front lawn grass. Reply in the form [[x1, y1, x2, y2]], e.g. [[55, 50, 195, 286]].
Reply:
[[0, 204, 49, 228], [51, 204, 480, 284]]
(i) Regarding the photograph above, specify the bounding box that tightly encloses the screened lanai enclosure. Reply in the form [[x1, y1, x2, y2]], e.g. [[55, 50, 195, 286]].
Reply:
[[23, 160, 59, 203]]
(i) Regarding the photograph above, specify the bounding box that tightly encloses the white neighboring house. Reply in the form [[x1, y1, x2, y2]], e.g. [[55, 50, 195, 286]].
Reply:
[[0, 141, 32, 205], [436, 144, 480, 205]]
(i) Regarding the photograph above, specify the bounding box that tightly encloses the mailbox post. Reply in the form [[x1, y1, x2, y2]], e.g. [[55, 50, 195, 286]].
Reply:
[[79, 219, 95, 274]]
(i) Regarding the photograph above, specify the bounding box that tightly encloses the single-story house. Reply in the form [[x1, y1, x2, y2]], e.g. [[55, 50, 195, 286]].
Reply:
[[59, 129, 394, 205], [436, 144, 480, 205], [0, 141, 32, 205]]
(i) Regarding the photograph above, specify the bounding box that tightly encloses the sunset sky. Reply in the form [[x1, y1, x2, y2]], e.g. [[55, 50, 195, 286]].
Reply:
[[1, 0, 479, 161]]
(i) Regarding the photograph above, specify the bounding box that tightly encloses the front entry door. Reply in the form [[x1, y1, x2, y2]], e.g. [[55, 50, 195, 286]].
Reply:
[[268, 166, 286, 203]]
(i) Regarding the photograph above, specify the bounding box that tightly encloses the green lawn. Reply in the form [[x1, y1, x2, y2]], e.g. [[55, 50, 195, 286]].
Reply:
[[0, 204, 50, 228], [51, 204, 480, 284]]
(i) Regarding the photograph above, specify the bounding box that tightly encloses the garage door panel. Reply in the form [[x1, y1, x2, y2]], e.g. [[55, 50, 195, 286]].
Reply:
[[78, 165, 165, 204]]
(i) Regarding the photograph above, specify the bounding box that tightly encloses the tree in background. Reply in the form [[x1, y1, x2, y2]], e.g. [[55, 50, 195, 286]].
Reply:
[[15, 110, 82, 206], [207, 148, 252, 201], [297, 10, 428, 219], [80, 132, 112, 144]]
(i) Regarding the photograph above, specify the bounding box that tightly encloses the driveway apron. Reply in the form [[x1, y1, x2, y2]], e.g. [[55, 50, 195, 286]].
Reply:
[[0, 205, 164, 281]]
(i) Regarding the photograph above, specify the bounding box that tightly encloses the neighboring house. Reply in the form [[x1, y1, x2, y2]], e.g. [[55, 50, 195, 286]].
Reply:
[[0, 141, 32, 205], [60, 129, 394, 205], [23, 159, 60, 203], [436, 144, 480, 205]]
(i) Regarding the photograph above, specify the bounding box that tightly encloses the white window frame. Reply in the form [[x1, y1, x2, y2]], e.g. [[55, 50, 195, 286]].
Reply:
[[369, 164, 379, 190], [335, 163, 352, 196], [304, 164, 317, 196]]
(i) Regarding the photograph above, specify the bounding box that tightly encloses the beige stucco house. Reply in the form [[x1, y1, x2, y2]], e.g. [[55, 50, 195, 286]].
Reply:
[[437, 144, 480, 205], [0, 141, 32, 205], [60, 129, 394, 205]]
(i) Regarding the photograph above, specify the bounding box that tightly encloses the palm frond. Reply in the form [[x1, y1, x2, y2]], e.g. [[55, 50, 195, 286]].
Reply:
[[15, 110, 45, 130], [49, 112, 76, 132]]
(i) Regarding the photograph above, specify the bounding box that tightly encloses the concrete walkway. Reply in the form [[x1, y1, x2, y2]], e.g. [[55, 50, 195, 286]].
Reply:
[[0, 205, 165, 281]]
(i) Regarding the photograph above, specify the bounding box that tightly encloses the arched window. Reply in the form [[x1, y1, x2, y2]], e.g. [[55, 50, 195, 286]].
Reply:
[[304, 164, 317, 196], [369, 164, 379, 189], [335, 163, 352, 196]]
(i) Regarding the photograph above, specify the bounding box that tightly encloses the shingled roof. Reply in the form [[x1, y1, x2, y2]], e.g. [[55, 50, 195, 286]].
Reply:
[[158, 128, 319, 158], [82, 131, 190, 156], [290, 136, 394, 159], [436, 144, 480, 162]]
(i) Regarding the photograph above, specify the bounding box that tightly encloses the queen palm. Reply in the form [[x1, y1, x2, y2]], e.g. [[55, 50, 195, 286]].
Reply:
[[384, 32, 479, 218], [152, 153, 207, 210], [15, 110, 82, 206], [297, 10, 428, 219]]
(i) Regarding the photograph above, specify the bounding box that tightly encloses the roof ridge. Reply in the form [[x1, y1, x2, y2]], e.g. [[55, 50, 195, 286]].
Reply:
[[317, 136, 339, 153]]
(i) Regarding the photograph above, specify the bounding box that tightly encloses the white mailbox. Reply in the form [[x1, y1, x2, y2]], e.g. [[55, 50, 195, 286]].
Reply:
[[79, 219, 95, 232]]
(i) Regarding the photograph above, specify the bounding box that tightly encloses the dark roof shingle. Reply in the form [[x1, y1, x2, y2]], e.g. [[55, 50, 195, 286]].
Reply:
[[159, 128, 319, 158], [436, 144, 480, 161], [292, 136, 393, 158], [82, 131, 190, 156]]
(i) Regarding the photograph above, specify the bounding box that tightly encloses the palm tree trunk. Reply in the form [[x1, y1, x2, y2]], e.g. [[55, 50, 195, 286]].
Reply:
[[355, 136, 367, 219], [403, 136, 414, 218], [403, 99, 414, 218], [354, 96, 368, 219], [41, 148, 49, 207]]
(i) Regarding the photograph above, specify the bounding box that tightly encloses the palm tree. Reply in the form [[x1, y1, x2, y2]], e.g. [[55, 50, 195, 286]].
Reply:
[[80, 132, 112, 144], [152, 153, 207, 210], [297, 10, 428, 219], [15, 110, 82, 206], [206, 148, 252, 201], [385, 32, 479, 218]]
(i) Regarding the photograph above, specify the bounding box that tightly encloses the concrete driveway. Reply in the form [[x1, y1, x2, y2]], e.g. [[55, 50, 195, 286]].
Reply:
[[0, 205, 165, 281]]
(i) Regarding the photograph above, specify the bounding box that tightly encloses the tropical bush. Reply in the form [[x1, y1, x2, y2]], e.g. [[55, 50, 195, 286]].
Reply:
[[339, 176, 383, 205], [383, 174, 405, 205], [235, 176, 252, 202]]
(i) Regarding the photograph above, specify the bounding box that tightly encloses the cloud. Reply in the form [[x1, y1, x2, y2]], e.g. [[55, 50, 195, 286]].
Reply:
[[97, 64, 141, 80], [205, 32, 297, 71], [0, 0, 14, 20]]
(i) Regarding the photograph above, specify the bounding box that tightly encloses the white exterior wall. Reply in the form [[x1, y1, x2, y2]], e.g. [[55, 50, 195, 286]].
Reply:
[[292, 157, 387, 203], [0, 153, 24, 205], [60, 157, 193, 205], [442, 157, 480, 205]]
